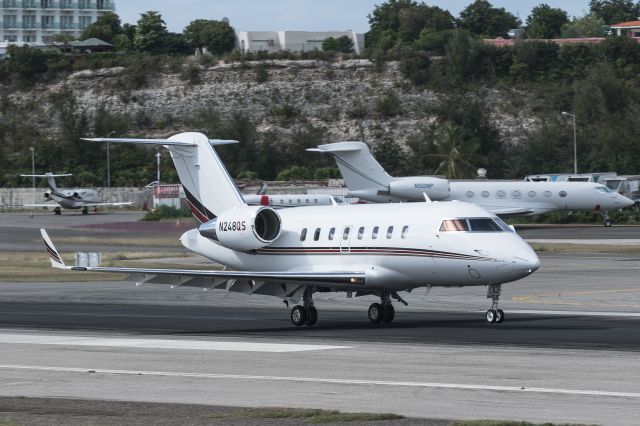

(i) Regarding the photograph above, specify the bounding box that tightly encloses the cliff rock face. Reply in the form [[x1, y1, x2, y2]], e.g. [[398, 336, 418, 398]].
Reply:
[[8, 59, 536, 147]]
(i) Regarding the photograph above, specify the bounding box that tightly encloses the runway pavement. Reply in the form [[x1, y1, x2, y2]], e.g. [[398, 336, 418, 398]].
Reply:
[[1, 213, 640, 424]]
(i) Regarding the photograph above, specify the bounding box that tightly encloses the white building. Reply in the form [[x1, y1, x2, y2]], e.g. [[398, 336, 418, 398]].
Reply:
[[236, 30, 364, 54], [1, 0, 115, 45]]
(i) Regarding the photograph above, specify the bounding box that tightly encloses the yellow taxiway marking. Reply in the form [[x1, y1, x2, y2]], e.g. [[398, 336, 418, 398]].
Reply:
[[512, 288, 640, 308]]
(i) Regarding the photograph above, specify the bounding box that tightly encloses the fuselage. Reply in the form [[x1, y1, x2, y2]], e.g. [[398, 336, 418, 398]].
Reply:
[[48, 189, 102, 209], [181, 201, 540, 292]]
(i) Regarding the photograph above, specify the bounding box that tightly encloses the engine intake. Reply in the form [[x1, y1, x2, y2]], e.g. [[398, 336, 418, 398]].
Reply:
[[198, 206, 281, 251]]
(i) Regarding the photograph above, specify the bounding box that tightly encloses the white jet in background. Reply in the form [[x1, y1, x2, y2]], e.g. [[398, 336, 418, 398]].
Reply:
[[20, 173, 131, 215], [42, 132, 540, 326], [309, 142, 635, 226]]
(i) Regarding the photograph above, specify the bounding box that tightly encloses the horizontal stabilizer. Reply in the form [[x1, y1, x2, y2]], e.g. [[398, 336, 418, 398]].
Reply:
[[82, 138, 238, 146], [307, 141, 365, 153]]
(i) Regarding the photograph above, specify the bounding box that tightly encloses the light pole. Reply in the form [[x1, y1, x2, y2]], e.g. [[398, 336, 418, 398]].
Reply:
[[156, 151, 161, 184], [29, 146, 35, 218], [106, 130, 115, 188], [562, 111, 577, 174]]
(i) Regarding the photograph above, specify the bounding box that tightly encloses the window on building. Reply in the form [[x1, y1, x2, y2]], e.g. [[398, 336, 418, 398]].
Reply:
[[328, 227, 335, 240], [401, 226, 409, 239], [3, 15, 17, 27], [300, 228, 307, 241], [41, 0, 55, 8], [357, 226, 364, 240], [41, 15, 54, 29], [23, 35, 36, 42], [3, 35, 17, 42], [79, 16, 92, 29], [372, 226, 379, 239], [23, 15, 36, 28], [313, 227, 320, 241], [386, 226, 394, 239], [61, 15, 73, 29]]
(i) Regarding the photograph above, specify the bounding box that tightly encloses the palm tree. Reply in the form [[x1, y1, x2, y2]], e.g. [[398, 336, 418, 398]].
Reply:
[[429, 121, 478, 179]]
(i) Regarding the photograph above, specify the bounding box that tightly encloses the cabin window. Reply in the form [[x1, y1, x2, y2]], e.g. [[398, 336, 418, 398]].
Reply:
[[314, 227, 321, 241], [357, 226, 365, 240], [496, 190, 506, 199], [511, 190, 521, 199], [279, 199, 284, 203], [559, 191, 567, 198], [543, 191, 552, 197], [596, 186, 613, 193], [297, 199, 301, 204], [342, 226, 351, 240], [306, 199, 309, 203], [528, 191, 536, 197], [386, 226, 394, 239], [372, 226, 379, 239], [300, 228, 307, 241], [481, 191, 490, 198], [314, 199, 318, 203], [439, 219, 469, 232], [288, 199, 292, 204], [401, 226, 409, 239], [465, 191, 474, 198], [328, 227, 335, 240]]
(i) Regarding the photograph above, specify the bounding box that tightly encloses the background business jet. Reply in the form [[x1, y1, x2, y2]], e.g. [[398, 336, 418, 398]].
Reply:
[[310, 142, 634, 226], [42, 132, 539, 326], [21, 173, 131, 215]]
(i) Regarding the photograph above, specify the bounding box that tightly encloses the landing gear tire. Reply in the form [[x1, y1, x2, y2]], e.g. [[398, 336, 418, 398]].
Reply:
[[305, 306, 318, 326], [82, 206, 89, 215], [290, 305, 307, 326], [382, 304, 395, 324], [368, 303, 383, 324], [495, 309, 505, 324], [54, 207, 61, 215], [604, 219, 612, 227], [486, 309, 497, 324]]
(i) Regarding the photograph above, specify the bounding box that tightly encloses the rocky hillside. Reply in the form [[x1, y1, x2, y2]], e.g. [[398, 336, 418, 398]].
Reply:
[[7, 59, 536, 148]]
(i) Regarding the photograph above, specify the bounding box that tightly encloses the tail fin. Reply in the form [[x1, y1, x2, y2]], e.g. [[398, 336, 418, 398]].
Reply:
[[308, 142, 393, 191], [40, 228, 67, 269], [20, 173, 72, 192], [83, 133, 245, 222]]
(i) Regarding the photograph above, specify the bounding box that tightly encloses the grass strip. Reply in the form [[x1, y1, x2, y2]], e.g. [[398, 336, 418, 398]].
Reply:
[[209, 407, 403, 423], [453, 421, 594, 426]]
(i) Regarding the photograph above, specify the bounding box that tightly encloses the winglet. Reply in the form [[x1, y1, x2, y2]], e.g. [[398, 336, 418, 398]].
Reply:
[[40, 229, 67, 269]]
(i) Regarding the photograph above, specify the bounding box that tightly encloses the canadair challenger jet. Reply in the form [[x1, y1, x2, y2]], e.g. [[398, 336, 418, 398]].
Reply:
[[41, 133, 540, 326], [21, 173, 131, 215], [309, 142, 634, 226]]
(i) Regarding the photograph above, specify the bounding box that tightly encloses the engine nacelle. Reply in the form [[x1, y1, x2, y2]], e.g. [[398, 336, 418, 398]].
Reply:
[[388, 177, 450, 201], [72, 192, 81, 199], [198, 206, 282, 251], [44, 192, 51, 200]]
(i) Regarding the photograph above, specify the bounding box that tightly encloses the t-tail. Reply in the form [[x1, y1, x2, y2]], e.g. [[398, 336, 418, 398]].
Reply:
[[82, 133, 245, 222], [20, 172, 72, 193], [307, 141, 393, 192]]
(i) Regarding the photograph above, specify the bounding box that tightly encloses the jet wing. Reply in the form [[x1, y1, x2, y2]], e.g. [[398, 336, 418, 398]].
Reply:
[[81, 202, 133, 207], [41, 229, 365, 300], [486, 206, 536, 217], [21, 203, 58, 208]]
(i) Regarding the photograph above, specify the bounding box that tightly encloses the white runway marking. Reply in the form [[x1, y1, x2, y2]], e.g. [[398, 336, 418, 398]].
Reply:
[[1, 364, 639, 399], [506, 309, 640, 318], [0, 333, 350, 353]]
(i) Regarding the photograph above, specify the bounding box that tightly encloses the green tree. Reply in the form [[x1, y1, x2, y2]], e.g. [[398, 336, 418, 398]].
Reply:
[[183, 19, 236, 55], [561, 14, 606, 37], [429, 122, 478, 179], [322, 36, 354, 53], [5, 45, 49, 88], [589, 0, 639, 24], [525, 4, 569, 38], [79, 11, 121, 43], [133, 11, 169, 53], [458, 0, 520, 38], [397, 3, 454, 41]]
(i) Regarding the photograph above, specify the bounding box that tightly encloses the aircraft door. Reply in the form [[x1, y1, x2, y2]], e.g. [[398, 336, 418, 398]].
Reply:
[[339, 225, 352, 254]]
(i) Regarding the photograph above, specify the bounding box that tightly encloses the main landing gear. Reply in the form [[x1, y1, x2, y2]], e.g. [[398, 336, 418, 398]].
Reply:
[[486, 284, 505, 324], [368, 291, 407, 325], [290, 288, 318, 327], [82, 206, 89, 215], [54, 207, 61, 215]]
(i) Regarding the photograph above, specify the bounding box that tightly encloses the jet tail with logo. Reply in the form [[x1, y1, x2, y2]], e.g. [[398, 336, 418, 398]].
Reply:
[[20, 173, 72, 193]]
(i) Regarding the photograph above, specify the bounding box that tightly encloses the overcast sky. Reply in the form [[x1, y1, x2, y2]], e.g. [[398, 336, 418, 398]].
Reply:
[[116, 1, 593, 33]]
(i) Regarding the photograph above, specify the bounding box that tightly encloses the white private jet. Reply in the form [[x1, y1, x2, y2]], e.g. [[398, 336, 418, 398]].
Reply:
[[243, 182, 341, 207], [41, 132, 540, 326], [20, 173, 131, 215], [309, 142, 635, 226]]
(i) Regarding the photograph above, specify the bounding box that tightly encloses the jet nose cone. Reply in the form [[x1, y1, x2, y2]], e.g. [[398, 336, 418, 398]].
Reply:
[[616, 195, 635, 208], [514, 248, 540, 273]]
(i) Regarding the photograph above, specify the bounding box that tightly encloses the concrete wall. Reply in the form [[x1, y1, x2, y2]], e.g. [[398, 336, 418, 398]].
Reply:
[[236, 30, 364, 54]]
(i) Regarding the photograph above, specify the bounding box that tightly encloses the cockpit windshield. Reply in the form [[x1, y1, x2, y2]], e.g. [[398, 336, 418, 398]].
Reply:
[[440, 217, 512, 232], [596, 186, 614, 193]]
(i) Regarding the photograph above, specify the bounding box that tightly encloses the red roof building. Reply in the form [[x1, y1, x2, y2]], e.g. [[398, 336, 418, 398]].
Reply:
[[610, 21, 640, 37]]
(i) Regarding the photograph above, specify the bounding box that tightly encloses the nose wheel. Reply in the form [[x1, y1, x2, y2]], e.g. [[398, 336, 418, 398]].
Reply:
[[486, 284, 505, 324]]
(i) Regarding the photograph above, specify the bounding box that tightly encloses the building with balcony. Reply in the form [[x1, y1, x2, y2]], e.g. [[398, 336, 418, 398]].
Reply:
[[1, 0, 115, 45]]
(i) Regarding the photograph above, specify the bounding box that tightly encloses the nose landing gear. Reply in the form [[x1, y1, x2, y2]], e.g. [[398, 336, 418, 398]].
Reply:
[[486, 284, 505, 324]]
